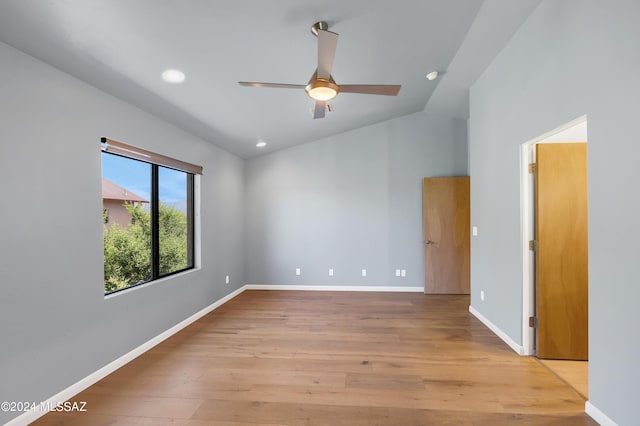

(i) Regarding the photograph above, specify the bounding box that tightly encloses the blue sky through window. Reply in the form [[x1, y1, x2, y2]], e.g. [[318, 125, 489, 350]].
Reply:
[[102, 153, 188, 211], [159, 166, 188, 210]]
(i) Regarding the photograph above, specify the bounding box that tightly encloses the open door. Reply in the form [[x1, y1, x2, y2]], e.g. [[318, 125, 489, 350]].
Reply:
[[535, 143, 588, 360], [423, 177, 470, 294]]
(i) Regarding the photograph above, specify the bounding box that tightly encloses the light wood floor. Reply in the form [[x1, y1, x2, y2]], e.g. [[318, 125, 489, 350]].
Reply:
[[539, 359, 588, 400], [34, 291, 596, 425]]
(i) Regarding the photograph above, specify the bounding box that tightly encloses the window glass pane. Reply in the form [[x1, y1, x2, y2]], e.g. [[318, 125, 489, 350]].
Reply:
[[102, 152, 152, 293], [158, 166, 192, 276]]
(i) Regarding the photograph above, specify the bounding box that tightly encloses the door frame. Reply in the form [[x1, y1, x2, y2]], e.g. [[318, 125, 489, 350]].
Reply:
[[519, 115, 587, 356]]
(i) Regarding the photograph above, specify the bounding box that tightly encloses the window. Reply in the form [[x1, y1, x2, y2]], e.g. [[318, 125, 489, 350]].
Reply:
[[101, 137, 201, 294]]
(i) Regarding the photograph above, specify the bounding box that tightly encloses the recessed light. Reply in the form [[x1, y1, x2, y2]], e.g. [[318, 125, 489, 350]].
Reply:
[[161, 69, 185, 84], [426, 71, 439, 81], [256, 141, 267, 148]]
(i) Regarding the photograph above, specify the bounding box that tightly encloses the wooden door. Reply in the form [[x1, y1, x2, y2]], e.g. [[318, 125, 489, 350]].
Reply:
[[423, 177, 470, 294], [535, 143, 588, 360]]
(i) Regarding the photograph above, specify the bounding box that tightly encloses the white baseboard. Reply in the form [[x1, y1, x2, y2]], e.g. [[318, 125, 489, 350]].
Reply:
[[5, 286, 247, 426], [469, 305, 524, 355], [586, 401, 619, 426], [244, 284, 424, 292]]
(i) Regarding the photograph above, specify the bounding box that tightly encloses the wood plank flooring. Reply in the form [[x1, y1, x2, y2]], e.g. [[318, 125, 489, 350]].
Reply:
[[33, 291, 596, 425], [539, 359, 589, 400]]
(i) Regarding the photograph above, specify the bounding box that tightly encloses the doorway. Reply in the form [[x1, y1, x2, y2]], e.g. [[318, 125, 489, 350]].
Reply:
[[520, 116, 589, 397]]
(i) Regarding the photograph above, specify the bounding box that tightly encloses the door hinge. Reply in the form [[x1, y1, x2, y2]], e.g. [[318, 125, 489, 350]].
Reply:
[[529, 316, 538, 328], [529, 240, 538, 251], [528, 163, 537, 173]]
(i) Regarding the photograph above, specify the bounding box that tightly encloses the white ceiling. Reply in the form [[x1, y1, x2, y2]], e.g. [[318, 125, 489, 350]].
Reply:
[[0, 0, 540, 158]]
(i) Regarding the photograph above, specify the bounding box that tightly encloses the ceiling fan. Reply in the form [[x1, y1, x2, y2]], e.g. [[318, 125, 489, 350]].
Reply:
[[239, 21, 401, 119]]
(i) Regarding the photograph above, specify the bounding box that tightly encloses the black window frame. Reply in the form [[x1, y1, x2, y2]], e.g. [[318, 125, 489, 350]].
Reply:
[[151, 161, 196, 281], [102, 137, 200, 295]]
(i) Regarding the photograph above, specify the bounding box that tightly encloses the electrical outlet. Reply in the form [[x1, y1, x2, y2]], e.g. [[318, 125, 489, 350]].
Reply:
[[395, 269, 401, 277], [401, 269, 406, 277], [361, 269, 367, 277], [481, 290, 485, 301], [225, 275, 230, 284], [295, 268, 301, 276], [329, 268, 334, 276], [472, 226, 478, 236]]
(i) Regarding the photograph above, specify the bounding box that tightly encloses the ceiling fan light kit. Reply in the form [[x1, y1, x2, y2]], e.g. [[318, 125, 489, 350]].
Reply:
[[305, 77, 340, 101], [239, 21, 401, 119]]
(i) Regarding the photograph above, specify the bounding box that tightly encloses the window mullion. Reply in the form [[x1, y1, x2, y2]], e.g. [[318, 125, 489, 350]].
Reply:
[[187, 174, 194, 267], [151, 164, 160, 280]]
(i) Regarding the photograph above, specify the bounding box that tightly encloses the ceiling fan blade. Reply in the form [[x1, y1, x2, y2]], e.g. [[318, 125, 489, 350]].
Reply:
[[317, 29, 339, 79], [238, 82, 305, 89], [313, 101, 326, 119], [339, 84, 401, 96]]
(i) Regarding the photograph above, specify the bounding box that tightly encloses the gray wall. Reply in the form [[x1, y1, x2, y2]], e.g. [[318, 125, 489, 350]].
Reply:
[[0, 42, 245, 424], [468, 1, 639, 424], [245, 111, 468, 287]]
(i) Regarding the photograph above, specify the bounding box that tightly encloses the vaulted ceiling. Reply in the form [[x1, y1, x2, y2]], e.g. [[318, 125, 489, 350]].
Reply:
[[0, 0, 540, 158]]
